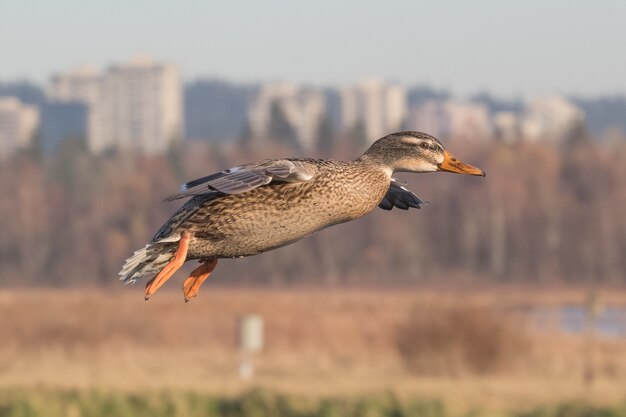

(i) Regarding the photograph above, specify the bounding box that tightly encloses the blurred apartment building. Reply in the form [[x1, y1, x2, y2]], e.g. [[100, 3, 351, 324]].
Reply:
[[409, 100, 492, 141], [48, 57, 183, 154], [438, 101, 492, 140], [409, 96, 583, 143], [340, 79, 407, 143], [491, 97, 585, 143], [520, 96, 585, 142], [0, 97, 39, 158], [247, 82, 325, 149], [491, 112, 519, 142]]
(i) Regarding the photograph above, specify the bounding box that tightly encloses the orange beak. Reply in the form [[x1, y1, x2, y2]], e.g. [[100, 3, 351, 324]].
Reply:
[[437, 150, 486, 177]]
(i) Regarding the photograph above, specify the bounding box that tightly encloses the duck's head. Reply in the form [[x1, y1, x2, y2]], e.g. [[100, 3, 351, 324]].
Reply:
[[362, 131, 486, 177]]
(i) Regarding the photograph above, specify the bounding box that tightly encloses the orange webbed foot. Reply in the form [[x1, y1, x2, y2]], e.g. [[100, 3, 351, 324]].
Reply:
[[144, 231, 191, 300], [182, 259, 218, 302]]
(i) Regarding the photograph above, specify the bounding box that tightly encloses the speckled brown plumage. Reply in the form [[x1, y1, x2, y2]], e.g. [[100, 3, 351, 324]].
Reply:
[[154, 159, 390, 259]]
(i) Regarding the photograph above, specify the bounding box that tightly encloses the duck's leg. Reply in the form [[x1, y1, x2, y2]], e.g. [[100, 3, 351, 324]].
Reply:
[[182, 259, 218, 302], [144, 231, 191, 300]]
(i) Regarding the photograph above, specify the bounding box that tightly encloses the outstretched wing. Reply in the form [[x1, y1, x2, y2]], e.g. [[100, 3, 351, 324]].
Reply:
[[378, 178, 427, 210], [166, 159, 318, 201]]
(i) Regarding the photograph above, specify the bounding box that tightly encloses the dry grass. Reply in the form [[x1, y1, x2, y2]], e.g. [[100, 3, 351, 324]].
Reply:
[[0, 286, 626, 411], [396, 302, 531, 375]]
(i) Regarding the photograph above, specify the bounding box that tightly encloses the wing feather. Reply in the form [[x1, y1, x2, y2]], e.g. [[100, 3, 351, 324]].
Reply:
[[166, 159, 317, 201], [378, 178, 427, 211]]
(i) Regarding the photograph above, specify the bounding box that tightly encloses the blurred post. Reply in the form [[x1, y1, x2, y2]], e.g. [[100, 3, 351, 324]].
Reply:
[[238, 314, 264, 379]]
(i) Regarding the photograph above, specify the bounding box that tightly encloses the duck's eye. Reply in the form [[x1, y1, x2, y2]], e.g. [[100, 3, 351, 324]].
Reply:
[[419, 142, 429, 149]]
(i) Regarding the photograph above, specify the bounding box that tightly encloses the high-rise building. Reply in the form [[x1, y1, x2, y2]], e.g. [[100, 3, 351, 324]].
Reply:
[[105, 57, 183, 154], [444, 101, 492, 141], [339, 87, 358, 132], [409, 99, 492, 141], [339, 79, 407, 142], [0, 97, 39, 158], [48, 57, 183, 154], [49, 67, 104, 150], [248, 82, 325, 149], [493, 111, 520, 143], [521, 96, 585, 142], [408, 100, 449, 139], [385, 84, 407, 132]]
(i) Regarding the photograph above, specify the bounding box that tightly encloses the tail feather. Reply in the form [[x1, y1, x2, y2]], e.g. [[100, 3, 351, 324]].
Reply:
[[119, 235, 181, 285]]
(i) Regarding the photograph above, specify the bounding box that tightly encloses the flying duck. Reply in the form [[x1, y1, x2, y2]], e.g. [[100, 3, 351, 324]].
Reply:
[[120, 131, 485, 301]]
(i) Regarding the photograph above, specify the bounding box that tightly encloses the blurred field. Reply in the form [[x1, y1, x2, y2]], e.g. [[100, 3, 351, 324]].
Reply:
[[1, 286, 626, 415]]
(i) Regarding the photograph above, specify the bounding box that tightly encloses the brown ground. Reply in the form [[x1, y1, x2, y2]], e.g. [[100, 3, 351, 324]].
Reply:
[[0, 286, 625, 412]]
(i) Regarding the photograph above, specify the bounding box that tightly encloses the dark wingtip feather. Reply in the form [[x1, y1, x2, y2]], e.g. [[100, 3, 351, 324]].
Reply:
[[379, 179, 429, 211], [378, 198, 394, 210]]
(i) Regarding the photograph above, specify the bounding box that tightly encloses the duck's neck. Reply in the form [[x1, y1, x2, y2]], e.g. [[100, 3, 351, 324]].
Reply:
[[354, 153, 394, 179]]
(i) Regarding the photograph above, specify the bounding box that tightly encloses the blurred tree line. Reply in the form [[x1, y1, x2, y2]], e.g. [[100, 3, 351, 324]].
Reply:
[[1, 129, 626, 288]]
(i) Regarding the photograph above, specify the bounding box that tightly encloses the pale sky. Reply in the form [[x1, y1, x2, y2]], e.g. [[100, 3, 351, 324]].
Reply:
[[1, 0, 625, 99]]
